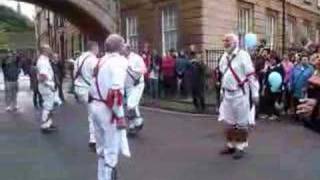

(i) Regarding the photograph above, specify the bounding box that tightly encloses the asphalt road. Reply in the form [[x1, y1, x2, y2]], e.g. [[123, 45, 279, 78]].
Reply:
[[0, 77, 319, 180]]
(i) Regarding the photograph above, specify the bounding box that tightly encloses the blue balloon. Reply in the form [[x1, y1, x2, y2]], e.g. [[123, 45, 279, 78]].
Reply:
[[268, 72, 282, 92], [245, 33, 257, 49]]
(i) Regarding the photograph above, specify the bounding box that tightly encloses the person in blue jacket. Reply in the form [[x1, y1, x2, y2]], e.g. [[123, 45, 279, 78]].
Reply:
[[290, 53, 314, 115]]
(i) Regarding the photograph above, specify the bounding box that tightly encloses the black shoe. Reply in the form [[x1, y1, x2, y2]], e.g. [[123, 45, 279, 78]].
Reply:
[[135, 123, 144, 131], [48, 125, 58, 131], [233, 149, 245, 160], [219, 147, 236, 155], [41, 128, 51, 134], [127, 128, 138, 138], [88, 142, 96, 153], [41, 125, 57, 134]]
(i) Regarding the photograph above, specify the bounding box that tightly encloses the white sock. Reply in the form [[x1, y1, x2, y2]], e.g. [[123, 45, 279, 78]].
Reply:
[[235, 141, 248, 151], [227, 142, 234, 148], [41, 110, 52, 129], [41, 118, 52, 129], [89, 134, 96, 143], [135, 117, 144, 127]]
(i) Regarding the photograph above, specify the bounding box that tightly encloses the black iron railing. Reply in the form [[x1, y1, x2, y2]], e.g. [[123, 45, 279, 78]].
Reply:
[[204, 49, 224, 70]]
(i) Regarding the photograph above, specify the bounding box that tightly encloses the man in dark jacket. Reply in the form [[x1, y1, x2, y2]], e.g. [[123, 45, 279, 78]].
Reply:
[[2, 50, 21, 112], [30, 59, 43, 108], [51, 53, 65, 102], [190, 52, 207, 112], [149, 49, 162, 99], [175, 50, 191, 97]]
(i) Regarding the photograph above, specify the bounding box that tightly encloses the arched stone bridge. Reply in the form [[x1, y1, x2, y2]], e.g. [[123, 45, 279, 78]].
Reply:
[[20, 0, 119, 40]]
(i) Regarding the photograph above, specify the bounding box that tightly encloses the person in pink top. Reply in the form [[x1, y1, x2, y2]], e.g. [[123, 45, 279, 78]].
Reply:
[[282, 54, 294, 84], [141, 43, 152, 90], [161, 49, 177, 96], [282, 54, 294, 114]]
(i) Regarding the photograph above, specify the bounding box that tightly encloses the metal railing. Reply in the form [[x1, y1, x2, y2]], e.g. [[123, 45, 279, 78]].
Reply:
[[204, 49, 224, 70]]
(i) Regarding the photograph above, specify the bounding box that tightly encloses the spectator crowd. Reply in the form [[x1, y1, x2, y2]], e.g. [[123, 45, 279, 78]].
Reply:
[[251, 40, 320, 132], [1, 38, 320, 133]]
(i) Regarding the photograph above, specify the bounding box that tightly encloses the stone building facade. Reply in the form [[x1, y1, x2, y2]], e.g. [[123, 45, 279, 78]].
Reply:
[[121, 0, 320, 54], [33, 0, 119, 60], [34, 7, 87, 60], [35, 0, 320, 58]]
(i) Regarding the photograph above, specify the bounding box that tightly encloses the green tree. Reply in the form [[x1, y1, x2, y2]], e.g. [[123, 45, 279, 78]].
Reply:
[[0, 5, 34, 32]]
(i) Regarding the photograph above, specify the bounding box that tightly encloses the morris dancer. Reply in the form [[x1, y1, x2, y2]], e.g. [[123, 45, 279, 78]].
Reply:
[[36, 44, 58, 133], [122, 44, 147, 135], [89, 34, 130, 180], [218, 33, 259, 159], [74, 41, 99, 151]]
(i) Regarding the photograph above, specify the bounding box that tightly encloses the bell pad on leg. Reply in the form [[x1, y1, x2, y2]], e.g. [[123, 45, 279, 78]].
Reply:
[[233, 128, 248, 142], [126, 109, 137, 120]]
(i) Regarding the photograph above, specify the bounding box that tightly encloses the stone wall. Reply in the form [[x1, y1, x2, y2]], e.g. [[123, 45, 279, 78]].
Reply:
[[122, 0, 320, 53]]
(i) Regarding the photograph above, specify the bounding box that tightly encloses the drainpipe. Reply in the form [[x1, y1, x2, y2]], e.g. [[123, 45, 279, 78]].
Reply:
[[282, 0, 286, 55]]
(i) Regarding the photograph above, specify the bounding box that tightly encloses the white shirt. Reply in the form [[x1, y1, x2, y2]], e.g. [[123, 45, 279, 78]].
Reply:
[[90, 53, 128, 100], [125, 52, 147, 87], [67, 58, 75, 64], [36, 54, 55, 90], [74, 51, 99, 89], [219, 47, 259, 98], [149, 70, 158, 79]]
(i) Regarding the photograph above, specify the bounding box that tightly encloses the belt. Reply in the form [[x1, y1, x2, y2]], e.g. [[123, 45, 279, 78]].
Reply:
[[223, 88, 241, 92], [89, 96, 104, 104]]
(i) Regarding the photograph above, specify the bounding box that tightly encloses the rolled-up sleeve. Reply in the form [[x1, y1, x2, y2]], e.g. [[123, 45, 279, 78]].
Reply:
[[242, 51, 260, 98]]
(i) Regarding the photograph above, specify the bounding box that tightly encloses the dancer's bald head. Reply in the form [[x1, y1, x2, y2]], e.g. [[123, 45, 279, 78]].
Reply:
[[40, 44, 52, 56], [105, 34, 125, 53], [121, 43, 131, 57], [223, 33, 239, 49]]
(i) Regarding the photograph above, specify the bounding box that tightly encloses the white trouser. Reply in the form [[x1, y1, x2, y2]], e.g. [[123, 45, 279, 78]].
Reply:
[[219, 90, 251, 150], [218, 90, 250, 126], [54, 90, 62, 106], [39, 86, 55, 129], [75, 86, 96, 143], [4, 81, 18, 108], [126, 83, 145, 128], [89, 102, 122, 180]]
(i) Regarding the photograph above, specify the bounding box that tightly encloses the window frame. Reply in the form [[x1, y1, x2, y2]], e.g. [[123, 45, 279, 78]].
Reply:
[[316, 27, 320, 43], [265, 10, 278, 50], [303, 20, 312, 40], [303, 0, 312, 5], [287, 15, 296, 44], [125, 16, 139, 52], [237, 1, 254, 48], [161, 4, 178, 55]]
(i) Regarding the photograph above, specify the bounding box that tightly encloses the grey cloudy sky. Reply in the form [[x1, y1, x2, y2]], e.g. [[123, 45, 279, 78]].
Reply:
[[0, 0, 35, 20]]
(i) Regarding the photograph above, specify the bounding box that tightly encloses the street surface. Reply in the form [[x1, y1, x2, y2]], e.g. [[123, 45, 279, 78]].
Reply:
[[0, 75, 320, 180]]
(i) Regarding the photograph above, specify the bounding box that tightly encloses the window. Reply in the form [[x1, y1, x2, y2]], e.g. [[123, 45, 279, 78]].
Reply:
[[125, 16, 138, 52], [46, 10, 50, 20], [315, 24, 320, 43], [49, 12, 54, 26], [303, 20, 312, 40], [58, 17, 64, 28], [161, 5, 178, 55], [316, 28, 320, 43], [287, 16, 296, 44], [238, 2, 254, 48], [304, 0, 312, 4], [266, 11, 278, 50]]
